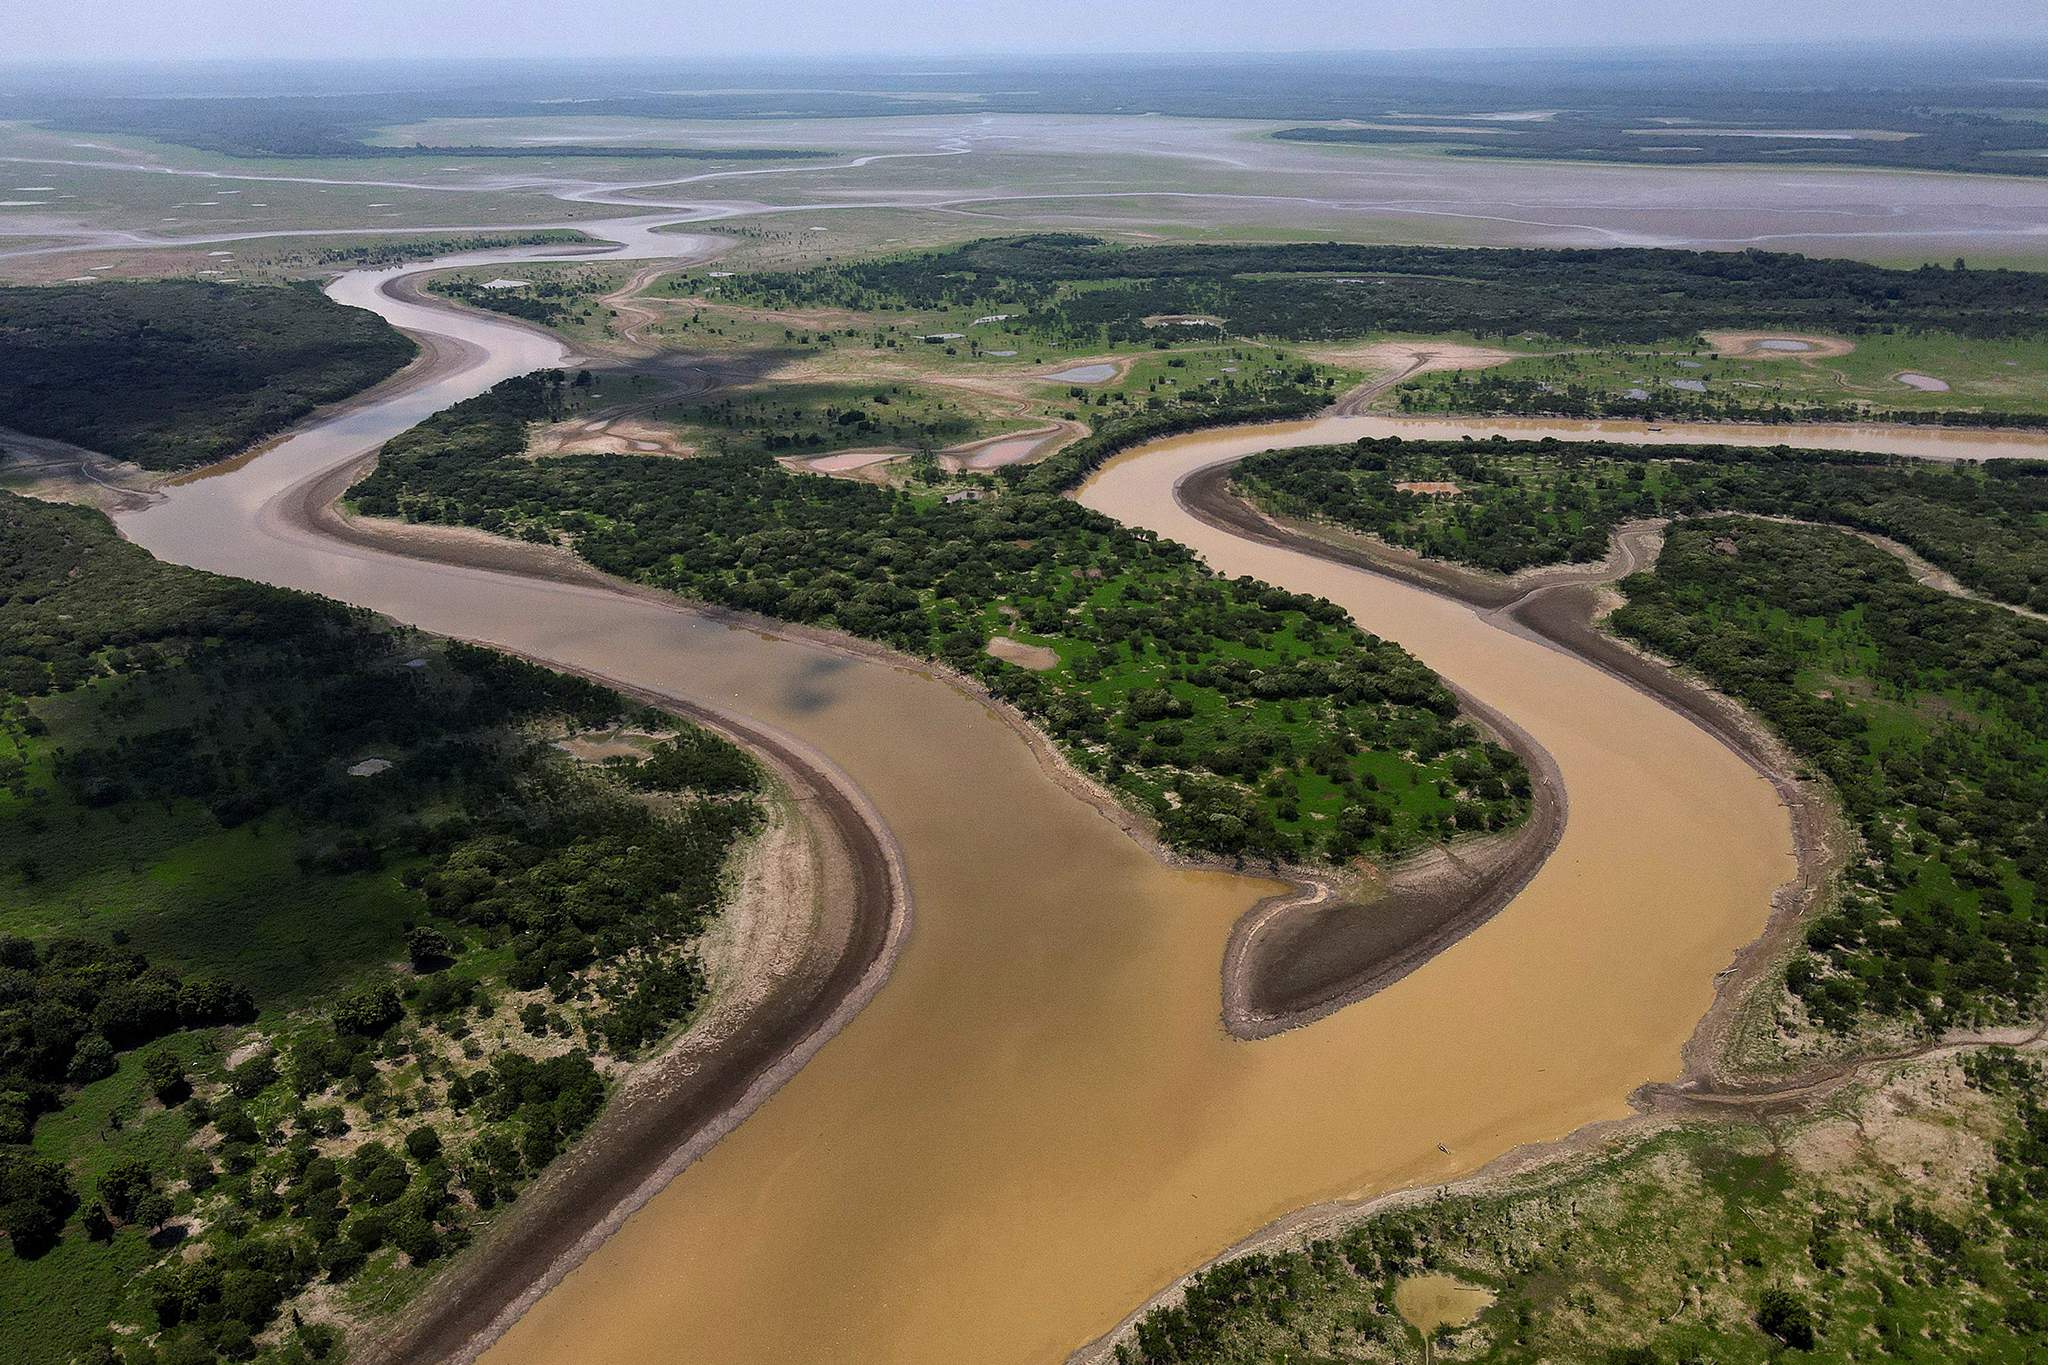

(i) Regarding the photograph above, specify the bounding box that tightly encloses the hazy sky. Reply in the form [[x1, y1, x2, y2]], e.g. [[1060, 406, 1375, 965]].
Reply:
[[12, 0, 2047, 61]]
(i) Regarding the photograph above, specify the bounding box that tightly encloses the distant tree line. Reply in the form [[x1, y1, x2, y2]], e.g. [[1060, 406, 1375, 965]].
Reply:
[[708, 235, 2048, 344]]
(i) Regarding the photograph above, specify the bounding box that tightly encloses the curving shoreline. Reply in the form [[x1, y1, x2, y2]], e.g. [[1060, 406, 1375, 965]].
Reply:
[[1179, 463, 1843, 1067], [259, 454, 922, 1365], [1064, 450, 1856, 1365], [1218, 679, 1565, 1039], [359, 649, 912, 1365]]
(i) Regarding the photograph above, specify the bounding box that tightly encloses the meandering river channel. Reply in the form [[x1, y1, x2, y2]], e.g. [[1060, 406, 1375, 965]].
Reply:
[[112, 227, 2048, 1363]]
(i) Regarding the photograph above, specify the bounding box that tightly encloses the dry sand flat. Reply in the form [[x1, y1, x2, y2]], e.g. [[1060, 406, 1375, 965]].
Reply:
[[1310, 340, 1522, 414]]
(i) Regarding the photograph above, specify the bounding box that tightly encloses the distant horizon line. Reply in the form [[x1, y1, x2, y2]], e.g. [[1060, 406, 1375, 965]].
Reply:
[[6, 38, 2047, 67]]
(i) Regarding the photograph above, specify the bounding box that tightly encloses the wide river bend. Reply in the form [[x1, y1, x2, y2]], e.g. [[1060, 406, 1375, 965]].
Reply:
[[113, 229, 2047, 1363]]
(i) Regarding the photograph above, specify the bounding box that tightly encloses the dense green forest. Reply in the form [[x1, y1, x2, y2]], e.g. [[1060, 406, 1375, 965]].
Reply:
[[350, 373, 1528, 863], [426, 274, 610, 328], [0, 281, 416, 471], [1235, 438, 2048, 611], [0, 492, 763, 1362], [308, 232, 587, 268], [1611, 520, 2046, 1032], [701, 236, 2048, 346], [1115, 1047, 2048, 1364], [1234, 444, 2046, 1033]]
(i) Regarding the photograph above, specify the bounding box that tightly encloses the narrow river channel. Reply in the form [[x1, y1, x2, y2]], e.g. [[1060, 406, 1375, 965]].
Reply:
[[112, 229, 2047, 1364]]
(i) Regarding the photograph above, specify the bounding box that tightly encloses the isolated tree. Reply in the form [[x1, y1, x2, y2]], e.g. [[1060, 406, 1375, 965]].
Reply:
[[406, 926, 457, 972], [143, 1049, 189, 1105], [1757, 1287, 1816, 1350]]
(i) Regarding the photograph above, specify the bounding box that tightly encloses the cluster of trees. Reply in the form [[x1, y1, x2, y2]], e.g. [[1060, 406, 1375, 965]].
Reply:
[[1406, 367, 2044, 429], [428, 274, 603, 328], [1233, 446, 2044, 1030], [674, 383, 984, 455], [311, 232, 585, 267], [1613, 520, 2046, 1031], [1, 493, 764, 1356], [1237, 438, 2048, 612], [350, 376, 1525, 862], [709, 235, 2048, 345], [1117, 1049, 2048, 1364], [0, 281, 416, 470], [0, 936, 252, 1156]]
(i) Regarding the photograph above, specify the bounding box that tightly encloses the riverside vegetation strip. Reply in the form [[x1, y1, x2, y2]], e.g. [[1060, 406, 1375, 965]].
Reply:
[[349, 373, 1528, 864], [1397, 334, 2048, 429], [0, 493, 768, 1363], [0, 281, 418, 471]]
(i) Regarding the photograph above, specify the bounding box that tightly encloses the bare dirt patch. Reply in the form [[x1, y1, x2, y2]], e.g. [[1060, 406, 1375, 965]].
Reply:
[[781, 448, 906, 476], [553, 727, 673, 764], [529, 413, 697, 459], [1309, 340, 1523, 414], [1894, 371, 1951, 392], [985, 635, 1058, 671], [1703, 330, 1856, 361]]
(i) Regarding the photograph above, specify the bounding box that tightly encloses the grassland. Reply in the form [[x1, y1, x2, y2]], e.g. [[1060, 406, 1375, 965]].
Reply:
[[650, 379, 1024, 458]]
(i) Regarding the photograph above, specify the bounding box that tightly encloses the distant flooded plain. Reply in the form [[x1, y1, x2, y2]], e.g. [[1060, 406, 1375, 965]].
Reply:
[[113, 232, 2048, 1362]]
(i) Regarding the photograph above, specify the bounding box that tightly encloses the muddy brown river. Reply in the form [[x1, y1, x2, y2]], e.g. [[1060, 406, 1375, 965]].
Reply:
[[111, 235, 2048, 1363]]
